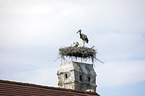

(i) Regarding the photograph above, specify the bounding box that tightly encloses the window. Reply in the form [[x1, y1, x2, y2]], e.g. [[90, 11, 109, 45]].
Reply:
[[80, 75, 82, 81], [88, 77, 90, 82], [65, 74, 68, 79]]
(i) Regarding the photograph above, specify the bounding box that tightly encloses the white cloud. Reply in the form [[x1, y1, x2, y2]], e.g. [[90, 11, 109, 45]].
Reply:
[[15, 67, 58, 87], [93, 33, 145, 61], [0, 0, 145, 92], [0, 66, 58, 87], [96, 60, 145, 87], [0, 0, 145, 48]]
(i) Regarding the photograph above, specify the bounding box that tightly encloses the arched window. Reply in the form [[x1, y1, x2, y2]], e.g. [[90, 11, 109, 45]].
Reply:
[[65, 74, 68, 79], [88, 77, 90, 82], [80, 75, 82, 81]]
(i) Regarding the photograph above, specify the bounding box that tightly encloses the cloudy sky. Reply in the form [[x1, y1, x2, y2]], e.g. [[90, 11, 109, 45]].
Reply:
[[0, 0, 145, 96]]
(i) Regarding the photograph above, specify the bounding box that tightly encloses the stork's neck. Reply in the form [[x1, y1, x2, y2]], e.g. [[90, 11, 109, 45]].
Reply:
[[79, 32, 82, 38]]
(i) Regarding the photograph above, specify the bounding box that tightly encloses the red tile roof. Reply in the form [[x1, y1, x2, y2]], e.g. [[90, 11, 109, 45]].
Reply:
[[0, 80, 100, 96]]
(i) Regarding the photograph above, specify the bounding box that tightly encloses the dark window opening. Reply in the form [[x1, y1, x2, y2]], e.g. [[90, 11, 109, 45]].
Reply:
[[80, 75, 82, 81], [65, 74, 68, 78], [88, 77, 90, 82]]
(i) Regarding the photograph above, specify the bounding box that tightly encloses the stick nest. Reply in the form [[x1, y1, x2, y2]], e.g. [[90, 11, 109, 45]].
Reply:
[[59, 46, 97, 62]]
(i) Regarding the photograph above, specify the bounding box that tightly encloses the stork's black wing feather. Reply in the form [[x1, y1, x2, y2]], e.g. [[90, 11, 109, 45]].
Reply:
[[81, 34, 89, 43], [85, 38, 89, 43]]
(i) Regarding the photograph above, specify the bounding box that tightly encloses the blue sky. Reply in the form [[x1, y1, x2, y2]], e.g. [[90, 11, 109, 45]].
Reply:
[[0, 0, 145, 96]]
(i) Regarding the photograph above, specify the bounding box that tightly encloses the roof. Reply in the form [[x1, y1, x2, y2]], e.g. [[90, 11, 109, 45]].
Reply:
[[0, 80, 100, 96]]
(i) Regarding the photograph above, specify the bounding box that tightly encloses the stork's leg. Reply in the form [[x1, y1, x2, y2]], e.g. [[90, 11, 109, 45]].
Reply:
[[83, 41, 85, 47]]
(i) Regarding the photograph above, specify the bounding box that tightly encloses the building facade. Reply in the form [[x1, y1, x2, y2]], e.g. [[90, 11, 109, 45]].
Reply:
[[57, 61, 97, 91]]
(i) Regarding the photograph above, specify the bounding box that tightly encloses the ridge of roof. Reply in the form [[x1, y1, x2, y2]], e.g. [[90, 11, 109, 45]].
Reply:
[[0, 79, 100, 96]]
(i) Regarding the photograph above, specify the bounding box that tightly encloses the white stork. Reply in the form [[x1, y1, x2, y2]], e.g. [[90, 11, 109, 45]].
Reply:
[[77, 29, 89, 46]]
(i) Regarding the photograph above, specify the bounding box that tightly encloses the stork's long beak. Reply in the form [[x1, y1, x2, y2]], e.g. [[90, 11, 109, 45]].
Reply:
[[76, 29, 81, 34]]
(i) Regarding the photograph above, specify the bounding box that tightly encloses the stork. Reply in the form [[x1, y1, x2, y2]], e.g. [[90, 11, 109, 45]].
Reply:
[[77, 29, 89, 46], [72, 42, 79, 47]]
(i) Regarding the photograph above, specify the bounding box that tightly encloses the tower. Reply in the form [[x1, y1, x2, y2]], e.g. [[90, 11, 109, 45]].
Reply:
[[57, 61, 97, 91]]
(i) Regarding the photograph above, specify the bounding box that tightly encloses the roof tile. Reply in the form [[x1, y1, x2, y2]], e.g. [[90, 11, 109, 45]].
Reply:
[[0, 80, 100, 96]]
